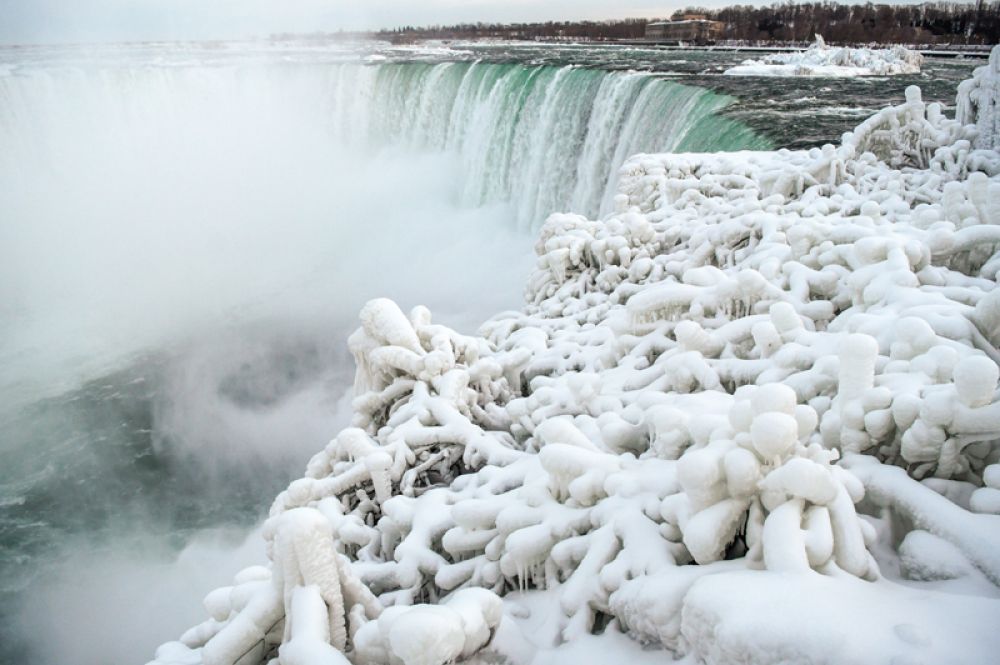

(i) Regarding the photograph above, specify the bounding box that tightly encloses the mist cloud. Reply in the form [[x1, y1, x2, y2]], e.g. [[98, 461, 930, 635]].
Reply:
[[0, 48, 535, 664]]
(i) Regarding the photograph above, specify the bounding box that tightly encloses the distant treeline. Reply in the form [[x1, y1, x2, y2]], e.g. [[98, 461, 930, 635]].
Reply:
[[705, 2, 998, 43], [375, 19, 649, 43], [370, 2, 999, 45]]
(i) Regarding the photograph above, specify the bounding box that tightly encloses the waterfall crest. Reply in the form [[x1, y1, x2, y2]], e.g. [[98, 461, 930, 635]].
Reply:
[[0, 59, 770, 230]]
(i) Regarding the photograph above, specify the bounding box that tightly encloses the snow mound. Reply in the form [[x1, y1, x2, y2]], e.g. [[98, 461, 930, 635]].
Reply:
[[725, 35, 923, 77], [151, 46, 1000, 665], [678, 570, 1000, 664]]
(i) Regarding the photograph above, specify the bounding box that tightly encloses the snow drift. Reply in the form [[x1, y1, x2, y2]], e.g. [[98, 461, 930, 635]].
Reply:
[[725, 35, 924, 78], [150, 48, 1000, 665]]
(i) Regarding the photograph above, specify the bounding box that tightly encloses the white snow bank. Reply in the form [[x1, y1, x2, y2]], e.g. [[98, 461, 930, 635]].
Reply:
[[681, 570, 1000, 664], [725, 35, 923, 77], [150, 46, 1000, 665]]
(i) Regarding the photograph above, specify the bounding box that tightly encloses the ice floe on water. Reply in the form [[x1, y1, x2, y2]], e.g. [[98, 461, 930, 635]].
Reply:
[[725, 35, 924, 78], [150, 47, 1000, 665]]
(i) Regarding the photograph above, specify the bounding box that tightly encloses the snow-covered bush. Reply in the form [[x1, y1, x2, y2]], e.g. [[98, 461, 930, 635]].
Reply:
[[664, 383, 877, 579], [151, 47, 1000, 665]]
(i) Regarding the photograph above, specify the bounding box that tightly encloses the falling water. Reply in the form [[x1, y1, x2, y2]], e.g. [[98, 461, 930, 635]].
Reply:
[[321, 61, 771, 226]]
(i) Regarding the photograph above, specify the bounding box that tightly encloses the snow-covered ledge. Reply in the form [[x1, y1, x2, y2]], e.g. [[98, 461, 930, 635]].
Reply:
[[150, 47, 1000, 665]]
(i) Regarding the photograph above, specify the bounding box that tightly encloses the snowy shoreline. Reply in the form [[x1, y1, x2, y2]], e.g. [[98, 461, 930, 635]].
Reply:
[[151, 47, 1000, 665]]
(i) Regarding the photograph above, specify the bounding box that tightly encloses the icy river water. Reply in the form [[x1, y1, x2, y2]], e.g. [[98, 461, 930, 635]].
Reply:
[[0, 39, 984, 664]]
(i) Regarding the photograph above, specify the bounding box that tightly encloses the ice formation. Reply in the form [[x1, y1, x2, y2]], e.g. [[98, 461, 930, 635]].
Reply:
[[725, 35, 923, 77], [151, 48, 1000, 665], [958, 45, 1000, 151]]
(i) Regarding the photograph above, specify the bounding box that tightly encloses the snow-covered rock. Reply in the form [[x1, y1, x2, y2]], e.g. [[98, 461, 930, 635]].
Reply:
[[150, 45, 1000, 665], [725, 35, 923, 77]]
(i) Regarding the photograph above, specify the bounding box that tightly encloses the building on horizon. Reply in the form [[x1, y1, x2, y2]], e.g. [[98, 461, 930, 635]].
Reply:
[[645, 16, 724, 43]]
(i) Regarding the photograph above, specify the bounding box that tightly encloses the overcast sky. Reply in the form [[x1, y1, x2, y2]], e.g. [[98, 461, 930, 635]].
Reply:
[[1, 0, 930, 45], [2, 0, 670, 44]]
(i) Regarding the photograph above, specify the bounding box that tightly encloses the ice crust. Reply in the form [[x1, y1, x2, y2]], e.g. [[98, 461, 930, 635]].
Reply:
[[724, 35, 923, 78], [150, 48, 1000, 665]]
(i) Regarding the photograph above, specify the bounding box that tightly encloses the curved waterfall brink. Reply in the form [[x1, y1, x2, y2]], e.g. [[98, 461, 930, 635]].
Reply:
[[336, 62, 772, 227], [0, 57, 771, 413], [1, 60, 771, 232]]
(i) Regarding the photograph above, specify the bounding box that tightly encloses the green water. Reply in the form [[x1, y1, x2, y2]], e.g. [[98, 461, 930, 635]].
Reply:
[[333, 61, 770, 227]]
